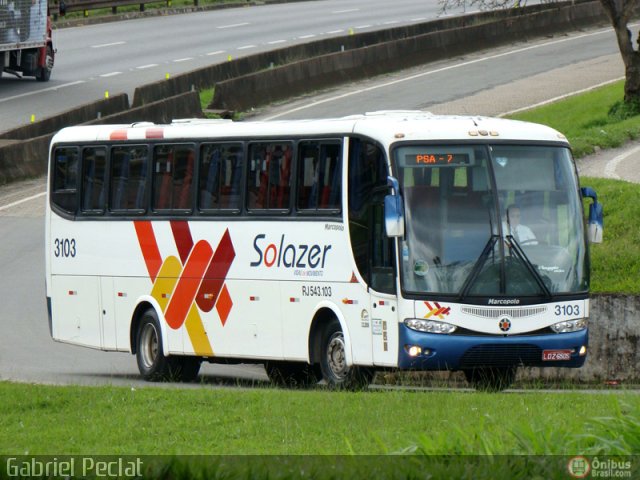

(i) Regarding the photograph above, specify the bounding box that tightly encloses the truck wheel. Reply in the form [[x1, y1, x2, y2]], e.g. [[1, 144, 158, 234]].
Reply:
[[319, 319, 372, 390], [36, 45, 53, 82], [265, 361, 320, 388]]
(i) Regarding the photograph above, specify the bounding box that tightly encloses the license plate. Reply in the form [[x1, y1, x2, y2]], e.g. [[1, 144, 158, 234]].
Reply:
[[542, 349, 572, 361]]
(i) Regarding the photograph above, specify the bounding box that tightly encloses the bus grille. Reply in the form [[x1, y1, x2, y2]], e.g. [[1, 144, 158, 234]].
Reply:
[[461, 306, 547, 319], [459, 344, 542, 367]]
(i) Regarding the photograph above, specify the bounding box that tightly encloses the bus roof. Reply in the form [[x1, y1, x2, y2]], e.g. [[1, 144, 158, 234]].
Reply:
[[50, 111, 569, 147]]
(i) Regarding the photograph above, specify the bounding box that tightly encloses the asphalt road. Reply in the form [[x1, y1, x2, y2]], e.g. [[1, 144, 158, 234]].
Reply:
[[0, 0, 465, 133], [0, 20, 636, 389]]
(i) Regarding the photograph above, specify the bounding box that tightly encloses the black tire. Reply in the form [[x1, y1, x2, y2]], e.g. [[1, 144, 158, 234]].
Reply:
[[135, 309, 201, 382], [319, 319, 373, 390], [35, 45, 53, 82], [463, 366, 517, 392], [265, 361, 320, 388]]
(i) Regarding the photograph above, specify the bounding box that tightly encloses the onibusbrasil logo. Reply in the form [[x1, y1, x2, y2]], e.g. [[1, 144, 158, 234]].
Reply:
[[568, 456, 591, 478], [568, 456, 633, 478]]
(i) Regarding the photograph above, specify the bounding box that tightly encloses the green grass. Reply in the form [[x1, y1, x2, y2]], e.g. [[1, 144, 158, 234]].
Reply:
[[509, 81, 640, 158], [1, 381, 638, 456], [581, 176, 640, 293], [199, 87, 214, 113], [1, 382, 638, 478]]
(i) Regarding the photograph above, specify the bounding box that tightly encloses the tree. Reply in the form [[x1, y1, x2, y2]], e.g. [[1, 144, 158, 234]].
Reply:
[[440, 0, 640, 108], [599, 0, 640, 104]]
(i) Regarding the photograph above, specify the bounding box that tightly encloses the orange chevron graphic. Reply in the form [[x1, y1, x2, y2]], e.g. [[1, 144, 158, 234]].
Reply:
[[424, 301, 451, 320], [135, 221, 236, 356]]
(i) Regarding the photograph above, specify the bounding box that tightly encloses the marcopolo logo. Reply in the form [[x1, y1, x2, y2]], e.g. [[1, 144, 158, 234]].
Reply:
[[250, 234, 332, 269], [488, 298, 520, 305]]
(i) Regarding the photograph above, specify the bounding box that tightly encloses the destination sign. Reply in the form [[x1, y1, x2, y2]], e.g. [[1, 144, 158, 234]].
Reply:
[[405, 152, 471, 166]]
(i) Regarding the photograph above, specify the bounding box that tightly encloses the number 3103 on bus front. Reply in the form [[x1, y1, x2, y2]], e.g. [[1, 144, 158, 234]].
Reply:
[[555, 304, 580, 316]]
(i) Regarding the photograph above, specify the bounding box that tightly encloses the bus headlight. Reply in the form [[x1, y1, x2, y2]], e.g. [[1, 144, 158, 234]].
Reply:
[[404, 318, 457, 334], [550, 318, 588, 333]]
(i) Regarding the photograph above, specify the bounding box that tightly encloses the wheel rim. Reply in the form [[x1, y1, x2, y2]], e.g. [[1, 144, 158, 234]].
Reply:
[[139, 322, 159, 370], [326, 332, 348, 379]]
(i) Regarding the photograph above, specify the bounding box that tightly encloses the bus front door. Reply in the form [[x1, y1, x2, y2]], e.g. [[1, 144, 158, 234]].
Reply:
[[368, 202, 399, 366]]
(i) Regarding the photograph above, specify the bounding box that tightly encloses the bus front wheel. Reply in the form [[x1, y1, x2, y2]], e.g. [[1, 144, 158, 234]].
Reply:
[[463, 366, 516, 392], [319, 319, 372, 390], [135, 309, 201, 382]]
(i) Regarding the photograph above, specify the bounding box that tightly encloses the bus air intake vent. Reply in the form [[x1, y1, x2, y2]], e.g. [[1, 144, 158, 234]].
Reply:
[[461, 306, 547, 319], [459, 344, 542, 367]]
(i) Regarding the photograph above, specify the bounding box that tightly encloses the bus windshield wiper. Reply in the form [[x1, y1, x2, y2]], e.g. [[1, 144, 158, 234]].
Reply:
[[457, 235, 500, 302], [506, 236, 552, 299]]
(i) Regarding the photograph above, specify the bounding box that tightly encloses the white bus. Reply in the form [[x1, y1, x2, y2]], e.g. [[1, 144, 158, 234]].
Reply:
[[45, 112, 603, 390]]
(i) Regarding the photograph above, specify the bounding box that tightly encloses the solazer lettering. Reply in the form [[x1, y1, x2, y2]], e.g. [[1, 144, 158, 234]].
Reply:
[[251, 234, 332, 269]]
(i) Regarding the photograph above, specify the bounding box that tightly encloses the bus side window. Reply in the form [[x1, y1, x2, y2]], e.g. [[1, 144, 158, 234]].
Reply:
[[152, 144, 195, 212], [51, 146, 79, 215], [247, 141, 293, 211], [82, 146, 107, 214], [296, 140, 342, 213], [199, 143, 243, 212], [110, 146, 148, 212]]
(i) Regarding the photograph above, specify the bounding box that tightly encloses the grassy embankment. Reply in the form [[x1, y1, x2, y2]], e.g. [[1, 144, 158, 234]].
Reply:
[[1, 80, 639, 478]]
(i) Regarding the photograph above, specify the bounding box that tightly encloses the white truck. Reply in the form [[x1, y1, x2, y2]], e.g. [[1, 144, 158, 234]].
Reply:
[[0, 0, 54, 80]]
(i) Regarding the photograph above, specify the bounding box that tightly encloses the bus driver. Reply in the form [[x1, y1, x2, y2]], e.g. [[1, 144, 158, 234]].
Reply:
[[505, 205, 537, 245]]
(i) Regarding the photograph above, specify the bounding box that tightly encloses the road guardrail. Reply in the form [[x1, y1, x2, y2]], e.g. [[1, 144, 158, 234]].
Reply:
[[54, 0, 200, 17]]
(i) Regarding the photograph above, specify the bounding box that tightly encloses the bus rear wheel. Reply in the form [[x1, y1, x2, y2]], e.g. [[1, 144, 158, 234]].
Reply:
[[319, 319, 372, 390], [265, 361, 320, 388], [136, 309, 201, 382], [463, 366, 516, 392]]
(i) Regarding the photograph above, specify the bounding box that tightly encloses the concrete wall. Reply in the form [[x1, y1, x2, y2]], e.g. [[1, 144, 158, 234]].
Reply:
[[524, 294, 640, 384], [0, 95, 130, 141]]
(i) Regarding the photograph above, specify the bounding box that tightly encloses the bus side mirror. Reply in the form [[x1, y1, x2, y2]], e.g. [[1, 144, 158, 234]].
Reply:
[[384, 176, 405, 238], [582, 187, 603, 243]]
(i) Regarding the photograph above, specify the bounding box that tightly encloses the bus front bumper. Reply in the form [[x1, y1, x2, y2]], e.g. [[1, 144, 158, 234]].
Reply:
[[398, 323, 588, 370]]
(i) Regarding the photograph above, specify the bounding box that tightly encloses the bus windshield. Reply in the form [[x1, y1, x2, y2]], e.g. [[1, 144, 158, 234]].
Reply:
[[394, 144, 588, 298]]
